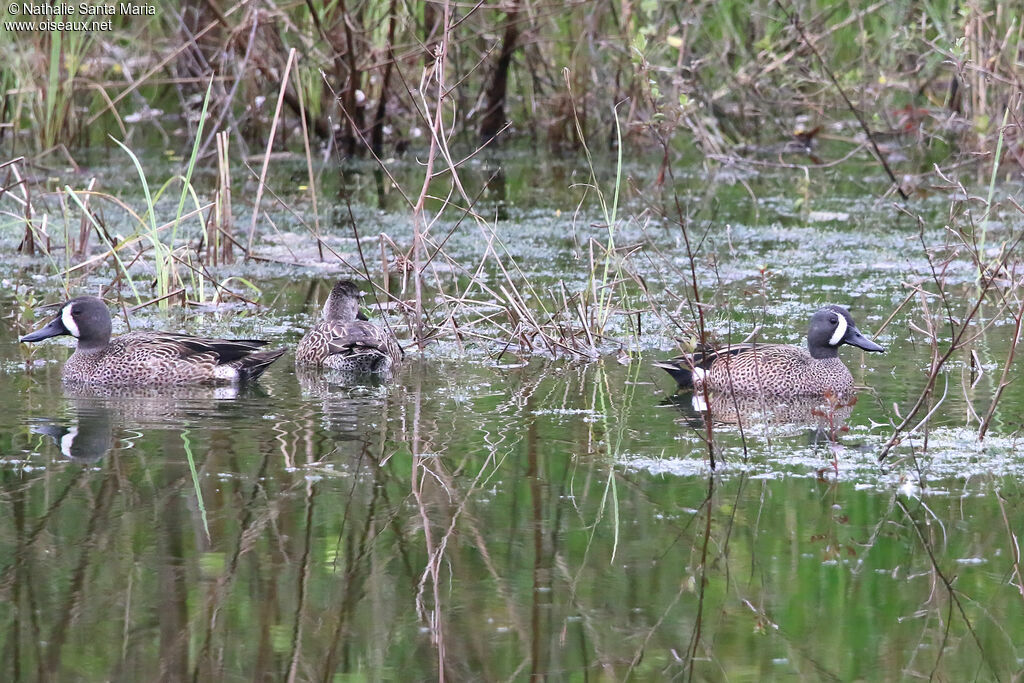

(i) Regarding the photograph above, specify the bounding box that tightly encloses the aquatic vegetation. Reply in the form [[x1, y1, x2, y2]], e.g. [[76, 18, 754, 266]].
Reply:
[[2, 0, 1020, 170], [4, 4, 1024, 678]]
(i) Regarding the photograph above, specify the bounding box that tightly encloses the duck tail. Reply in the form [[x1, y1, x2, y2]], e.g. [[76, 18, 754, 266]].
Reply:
[[238, 348, 286, 382]]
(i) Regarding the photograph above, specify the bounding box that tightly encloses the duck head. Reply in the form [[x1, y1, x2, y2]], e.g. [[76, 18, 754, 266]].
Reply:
[[20, 296, 113, 351], [807, 305, 885, 359], [322, 280, 368, 322]]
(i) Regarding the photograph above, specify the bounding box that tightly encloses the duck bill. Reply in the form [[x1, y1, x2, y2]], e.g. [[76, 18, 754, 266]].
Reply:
[[20, 316, 68, 343], [845, 327, 884, 353]]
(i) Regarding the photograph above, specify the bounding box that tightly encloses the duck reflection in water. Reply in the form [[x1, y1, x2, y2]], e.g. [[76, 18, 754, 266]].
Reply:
[[296, 364, 396, 448], [29, 382, 268, 463], [31, 403, 115, 463], [667, 390, 859, 473], [670, 390, 856, 440]]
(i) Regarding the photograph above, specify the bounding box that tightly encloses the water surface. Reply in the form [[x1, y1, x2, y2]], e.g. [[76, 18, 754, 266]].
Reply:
[[2, 148, 1023, 679]]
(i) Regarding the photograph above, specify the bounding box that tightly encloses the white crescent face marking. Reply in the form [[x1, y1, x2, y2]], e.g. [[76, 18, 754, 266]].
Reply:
[[60, 427, 78, 458], [828, 314, 848, 346], [61, 304, 80, 338]]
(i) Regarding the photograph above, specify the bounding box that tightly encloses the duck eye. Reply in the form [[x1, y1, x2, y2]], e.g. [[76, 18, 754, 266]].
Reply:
[[829, 315, 838, 324]]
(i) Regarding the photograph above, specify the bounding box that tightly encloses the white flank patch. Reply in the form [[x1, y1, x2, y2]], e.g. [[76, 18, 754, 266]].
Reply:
[[828, 315, 847, 346], [60, 428, 78, 458], [213, 365, 239, 381], [692, 366, 707, 382], [61, 305, 80, 338], [691, 394, 708, 412]]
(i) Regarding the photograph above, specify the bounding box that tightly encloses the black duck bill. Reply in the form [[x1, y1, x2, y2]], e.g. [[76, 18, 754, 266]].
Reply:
[[842, 323, 884, 353], [20, 312, 72, 343]]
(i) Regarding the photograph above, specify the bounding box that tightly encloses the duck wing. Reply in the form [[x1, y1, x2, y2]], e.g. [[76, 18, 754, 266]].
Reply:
[[140, 332, 270, 365], [324, 321, 403, 361], [693, 342, 794, 366]]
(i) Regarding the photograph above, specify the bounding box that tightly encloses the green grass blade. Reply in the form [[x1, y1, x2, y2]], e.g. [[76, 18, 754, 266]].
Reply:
[[181, 429, 210, 542]]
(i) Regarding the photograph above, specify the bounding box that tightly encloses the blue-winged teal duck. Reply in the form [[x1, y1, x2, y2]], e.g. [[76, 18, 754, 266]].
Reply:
[[655, 305, 884, 396], [20, 296, 285, 386], [295, 280, 403, 375]]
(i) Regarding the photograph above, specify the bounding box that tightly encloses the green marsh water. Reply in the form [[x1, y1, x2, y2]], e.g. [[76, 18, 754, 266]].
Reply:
[[1, 149, 1023, 680]]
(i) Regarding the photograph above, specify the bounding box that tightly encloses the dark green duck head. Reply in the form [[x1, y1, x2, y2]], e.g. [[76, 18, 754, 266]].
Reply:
[[20, 296, 112, 352], [807, 305, 885, 359]]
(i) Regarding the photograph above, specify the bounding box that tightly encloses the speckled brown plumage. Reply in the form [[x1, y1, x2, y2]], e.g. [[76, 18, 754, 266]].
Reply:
[[655, 305, 884, 397], [61, 332, 284, 385], [295, 280, 403, 376], [20, 296, 284, 386], [690, 343, 854, 396]]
